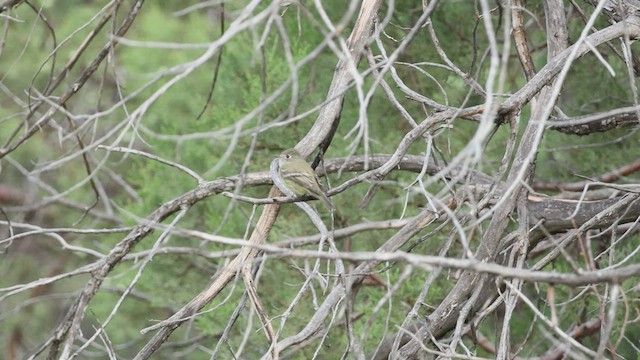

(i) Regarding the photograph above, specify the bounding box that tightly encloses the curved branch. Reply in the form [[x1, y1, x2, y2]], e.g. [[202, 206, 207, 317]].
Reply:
[[134, 1, 384, 358]]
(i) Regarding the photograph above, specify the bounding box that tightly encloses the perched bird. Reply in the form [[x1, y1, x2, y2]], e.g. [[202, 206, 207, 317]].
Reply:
[[277, 148, 333, 210]]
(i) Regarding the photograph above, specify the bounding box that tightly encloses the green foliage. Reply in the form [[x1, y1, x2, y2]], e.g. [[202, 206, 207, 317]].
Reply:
[[2, 1, 639, 358]]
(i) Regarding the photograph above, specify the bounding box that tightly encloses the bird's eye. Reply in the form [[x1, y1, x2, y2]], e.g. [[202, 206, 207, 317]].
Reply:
[[285, 154, 291, 159]]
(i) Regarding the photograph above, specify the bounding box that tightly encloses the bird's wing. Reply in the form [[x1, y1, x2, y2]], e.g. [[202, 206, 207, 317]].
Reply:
[[282, 172, 333, 209], [282, 172, 323, 194]]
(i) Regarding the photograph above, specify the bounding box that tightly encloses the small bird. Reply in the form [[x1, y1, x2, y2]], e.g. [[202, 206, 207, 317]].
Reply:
[[277, 148, 333, 210]]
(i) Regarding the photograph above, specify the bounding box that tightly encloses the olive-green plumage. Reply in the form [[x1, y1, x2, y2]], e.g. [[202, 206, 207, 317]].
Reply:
[[277, 149, 333, 210]]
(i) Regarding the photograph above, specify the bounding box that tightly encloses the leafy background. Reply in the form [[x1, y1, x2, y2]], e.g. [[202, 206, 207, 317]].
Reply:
[[1, 1, 639, 358]]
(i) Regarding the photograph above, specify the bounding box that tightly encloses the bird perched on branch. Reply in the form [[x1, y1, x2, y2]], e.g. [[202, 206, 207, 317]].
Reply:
[[277, 148, 334, 210]]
